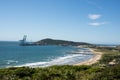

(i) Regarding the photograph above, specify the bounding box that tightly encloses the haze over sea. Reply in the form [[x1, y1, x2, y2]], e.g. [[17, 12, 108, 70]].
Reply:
[[0, 41, 93, 68]]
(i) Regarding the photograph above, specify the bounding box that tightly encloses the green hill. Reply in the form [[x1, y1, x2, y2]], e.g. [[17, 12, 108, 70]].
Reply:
[[35, 38, 91, 46]]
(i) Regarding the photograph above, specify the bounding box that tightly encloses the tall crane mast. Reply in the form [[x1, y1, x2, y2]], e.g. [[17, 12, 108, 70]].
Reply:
[[19, 35, 27, 46]]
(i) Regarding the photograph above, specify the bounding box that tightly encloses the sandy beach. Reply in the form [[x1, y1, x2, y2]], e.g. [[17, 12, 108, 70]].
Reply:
[[74, 48, 103, 66]]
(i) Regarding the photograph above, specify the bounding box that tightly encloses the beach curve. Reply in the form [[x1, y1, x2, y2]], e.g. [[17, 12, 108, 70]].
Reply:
[[74, 48, 103, 66]]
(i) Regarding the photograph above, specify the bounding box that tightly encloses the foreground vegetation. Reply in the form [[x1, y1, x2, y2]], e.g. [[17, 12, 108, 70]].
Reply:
[[0, 46, 120, 80]]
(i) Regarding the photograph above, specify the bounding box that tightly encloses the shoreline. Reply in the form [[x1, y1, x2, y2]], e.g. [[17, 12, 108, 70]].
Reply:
[[74, 48, 103, 66]]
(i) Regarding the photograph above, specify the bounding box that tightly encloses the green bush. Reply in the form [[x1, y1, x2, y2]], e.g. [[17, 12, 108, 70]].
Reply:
[[93, 64, 120, 80], [14, 67, 35, 78]]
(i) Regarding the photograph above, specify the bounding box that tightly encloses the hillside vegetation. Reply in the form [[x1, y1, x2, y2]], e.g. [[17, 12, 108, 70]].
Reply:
[[35, 38, 91, 46]]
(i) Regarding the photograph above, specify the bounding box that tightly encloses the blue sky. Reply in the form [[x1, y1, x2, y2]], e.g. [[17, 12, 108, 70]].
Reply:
[[0, 0, 120, 44]]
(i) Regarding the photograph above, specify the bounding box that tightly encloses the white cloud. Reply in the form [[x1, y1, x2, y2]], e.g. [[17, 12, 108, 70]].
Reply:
[[88, 22, 108, 26], [88, 14, 102, 20]]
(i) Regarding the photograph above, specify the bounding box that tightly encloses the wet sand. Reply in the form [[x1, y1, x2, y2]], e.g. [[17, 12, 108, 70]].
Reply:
[[74, 48, 103, 66]]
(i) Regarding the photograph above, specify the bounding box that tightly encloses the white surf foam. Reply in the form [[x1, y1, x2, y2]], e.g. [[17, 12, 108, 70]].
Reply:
[[15, 54, 87, 67], [15, 62, 49, 67], [5, 60, 18, 64]]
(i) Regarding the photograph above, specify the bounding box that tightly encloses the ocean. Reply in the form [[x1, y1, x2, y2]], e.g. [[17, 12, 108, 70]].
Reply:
[[0, 41, 94, 68]]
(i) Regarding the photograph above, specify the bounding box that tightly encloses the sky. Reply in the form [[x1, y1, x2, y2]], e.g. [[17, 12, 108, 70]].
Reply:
[[0, 0, 120, 44]]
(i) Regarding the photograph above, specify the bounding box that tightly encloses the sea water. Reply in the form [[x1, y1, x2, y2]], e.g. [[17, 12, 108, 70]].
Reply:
[[0, 41, 93, 68]]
